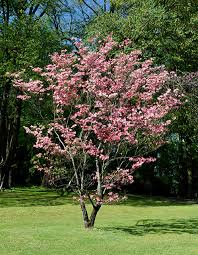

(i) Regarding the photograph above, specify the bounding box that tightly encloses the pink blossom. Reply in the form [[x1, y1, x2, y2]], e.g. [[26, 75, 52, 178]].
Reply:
[[17, 95, 31, 100]]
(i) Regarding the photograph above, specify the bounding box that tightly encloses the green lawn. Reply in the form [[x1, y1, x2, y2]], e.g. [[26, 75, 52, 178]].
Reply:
[[0, 188, 198, 255]]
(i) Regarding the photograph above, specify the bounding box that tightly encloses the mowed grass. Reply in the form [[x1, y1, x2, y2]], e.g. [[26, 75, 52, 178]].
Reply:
[[0, 188, 198, 255]]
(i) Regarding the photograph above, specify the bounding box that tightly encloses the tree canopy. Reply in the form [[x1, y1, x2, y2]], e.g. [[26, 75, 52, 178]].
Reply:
[[85, 0, 198, 71]]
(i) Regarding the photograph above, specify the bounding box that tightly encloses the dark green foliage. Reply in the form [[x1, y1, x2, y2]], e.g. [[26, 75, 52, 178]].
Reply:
[[85, 0, 198, 71], [0, 1, 65, 189]]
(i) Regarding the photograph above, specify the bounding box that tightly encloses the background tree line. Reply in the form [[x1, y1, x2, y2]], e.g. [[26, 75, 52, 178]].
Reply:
[[0, 0, 198, 198]]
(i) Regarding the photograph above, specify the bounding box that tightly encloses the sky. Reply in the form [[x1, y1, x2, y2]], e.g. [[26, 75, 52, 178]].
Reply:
[[63, 0, 111, 35]]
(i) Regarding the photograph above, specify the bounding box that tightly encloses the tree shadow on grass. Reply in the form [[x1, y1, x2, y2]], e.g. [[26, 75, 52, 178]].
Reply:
[[0, 188, 77, 207], [102, 218, 198, 236]]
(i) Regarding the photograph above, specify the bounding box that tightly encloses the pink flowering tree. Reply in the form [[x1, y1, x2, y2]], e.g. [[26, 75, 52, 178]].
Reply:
[[14, 36, 180, 229]]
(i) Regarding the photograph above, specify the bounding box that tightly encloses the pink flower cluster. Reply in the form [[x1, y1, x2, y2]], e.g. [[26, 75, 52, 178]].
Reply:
[[129, 157, 156, 170]]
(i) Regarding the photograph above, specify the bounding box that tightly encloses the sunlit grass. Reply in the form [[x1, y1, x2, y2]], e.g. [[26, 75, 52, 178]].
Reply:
[[0, 188, 198, 255]]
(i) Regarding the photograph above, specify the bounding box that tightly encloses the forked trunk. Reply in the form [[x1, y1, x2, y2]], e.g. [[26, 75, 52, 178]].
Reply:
[[80, 196, 101, 229]]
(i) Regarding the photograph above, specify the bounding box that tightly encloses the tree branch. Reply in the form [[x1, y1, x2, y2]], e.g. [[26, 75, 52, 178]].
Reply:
[[80, 0, 98, 15], [87, 192, 96, 208], [32, 4, 40, 15]]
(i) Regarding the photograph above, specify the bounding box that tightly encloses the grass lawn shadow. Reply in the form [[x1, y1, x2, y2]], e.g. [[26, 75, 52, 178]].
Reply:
[[0, 188, 76, 207], [1, 188, 198, 208], [119, 194, 198, 207], [102, 218, 198, 236]]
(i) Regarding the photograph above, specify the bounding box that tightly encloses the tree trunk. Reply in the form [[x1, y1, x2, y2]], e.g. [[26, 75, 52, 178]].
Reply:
[[0, 171, 5, 191], [79, 196, 101, 229], [0, 78, 22, 189], [187, 167, 193, 198], [80, 196, 90, 228], [42, 172, 50, 187], [89, 205, 101, 228], [8, 168, 12, 188]]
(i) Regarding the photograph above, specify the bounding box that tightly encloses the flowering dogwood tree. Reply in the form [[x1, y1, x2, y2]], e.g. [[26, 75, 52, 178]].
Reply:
[[14, 36, 180, 228]]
